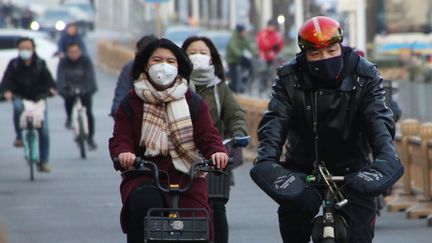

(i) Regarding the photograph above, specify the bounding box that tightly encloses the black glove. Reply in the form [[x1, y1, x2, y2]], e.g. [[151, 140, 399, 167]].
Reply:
[[233, 135, 249, 147], [272, 44, 280, 52], [345, 159, 404, 196], [250, 161, 307, 204]]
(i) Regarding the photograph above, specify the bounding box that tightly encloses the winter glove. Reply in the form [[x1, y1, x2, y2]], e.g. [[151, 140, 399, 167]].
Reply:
[[233, 135, 249, 147], [250, 161, 307, 204], [345, 159, 404, 196], [272, 44, 280, 52]]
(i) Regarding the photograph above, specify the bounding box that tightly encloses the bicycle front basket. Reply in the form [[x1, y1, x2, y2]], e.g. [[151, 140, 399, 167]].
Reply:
[[207, 164, 231, 199], [145, 208, 209, 242]]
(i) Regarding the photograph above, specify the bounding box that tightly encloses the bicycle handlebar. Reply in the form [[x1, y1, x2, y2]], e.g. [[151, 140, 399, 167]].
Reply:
[[222, 136, 250, 146], [306, 175, 345, 183], [306, 162, 348, 209], [113, 157, 233, 193]]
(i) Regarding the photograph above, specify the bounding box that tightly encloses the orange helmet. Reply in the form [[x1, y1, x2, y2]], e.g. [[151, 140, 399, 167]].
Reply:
[[298, 16, 343, 50]]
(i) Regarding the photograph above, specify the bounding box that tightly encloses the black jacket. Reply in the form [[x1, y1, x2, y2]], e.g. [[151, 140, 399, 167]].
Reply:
[[0, 54, 56, 101], [57, 55, 97, 97], [257, 47, 398, 175]]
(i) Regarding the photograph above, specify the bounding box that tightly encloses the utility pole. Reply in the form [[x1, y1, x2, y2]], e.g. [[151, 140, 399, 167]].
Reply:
[[262, 0, 273, 29], [295, 0, 304, 51], [356, 0, 367, 54], [229, 0, 236, 29], [192, 0, 199, 26]]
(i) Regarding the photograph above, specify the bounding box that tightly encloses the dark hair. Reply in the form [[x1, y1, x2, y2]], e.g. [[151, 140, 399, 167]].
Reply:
[[17, 37, 36, 48], [66, 23, 77, 29], [136, 34, 157, 51], [236, 24, 245, 32], [66, 42, 81, 51], [131, 38, 193, 81], [267, 19, 279, 31], [181, 36, 226, 81], [267, 19, 278, 27]]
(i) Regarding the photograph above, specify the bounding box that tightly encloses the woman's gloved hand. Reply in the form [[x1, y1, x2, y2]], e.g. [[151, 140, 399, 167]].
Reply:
[[233, 135, 249, 147]]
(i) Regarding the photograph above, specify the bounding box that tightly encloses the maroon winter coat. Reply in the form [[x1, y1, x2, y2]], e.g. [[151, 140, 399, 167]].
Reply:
[[109, 89, 226, 237]]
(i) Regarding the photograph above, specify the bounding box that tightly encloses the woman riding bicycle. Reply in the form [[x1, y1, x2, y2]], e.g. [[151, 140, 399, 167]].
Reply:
[[109, 38, 228, 243], [182, 36, 249, 243]]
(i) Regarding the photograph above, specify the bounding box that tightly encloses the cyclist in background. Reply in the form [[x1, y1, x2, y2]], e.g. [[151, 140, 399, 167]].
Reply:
[[182, 36, 249, 243], [256, 19, 284, 92], [57, 42, 98, 150], [225, 24, 256, 93], [0, 37, 56, 172], [110, 34, 157, 116], [56, 23, 88, 57], [256, 19, 283, 67]]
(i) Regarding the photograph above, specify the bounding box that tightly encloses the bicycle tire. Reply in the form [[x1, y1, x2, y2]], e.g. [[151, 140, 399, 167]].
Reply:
[[77, 113, 87, 159], [27, 131, 35, 181], [321, 238, 337, 243]]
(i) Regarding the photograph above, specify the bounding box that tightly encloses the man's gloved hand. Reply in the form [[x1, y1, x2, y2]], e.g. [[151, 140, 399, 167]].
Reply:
[[272, 44, 280, 52], [345, 159, 404, 196], [233, 135, 249, 147], [250, 161, 307, 204]]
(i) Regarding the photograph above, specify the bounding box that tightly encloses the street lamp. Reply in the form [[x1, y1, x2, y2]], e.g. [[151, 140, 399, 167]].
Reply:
[[277, 15, 285, 25]]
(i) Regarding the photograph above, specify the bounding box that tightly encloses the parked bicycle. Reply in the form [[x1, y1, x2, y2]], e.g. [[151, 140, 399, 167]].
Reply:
[[306, 161, 348, 243], [71, 88, 89, 159], [113, 157, 233, 242], [19, 99, 46, 181]]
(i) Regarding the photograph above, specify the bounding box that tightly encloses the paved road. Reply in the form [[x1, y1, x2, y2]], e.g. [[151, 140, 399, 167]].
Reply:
[[0, 30, 431, 243]]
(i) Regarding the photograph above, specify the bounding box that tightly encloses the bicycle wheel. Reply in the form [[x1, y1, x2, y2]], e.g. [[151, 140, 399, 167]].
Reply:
[[77, 113, 87, 159], [26, 131, 35, 181]]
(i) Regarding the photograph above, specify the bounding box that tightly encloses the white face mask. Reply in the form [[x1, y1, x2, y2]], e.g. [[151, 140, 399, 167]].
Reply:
[[148, 63, 178, 86], [190, 54, 211, 70], [19, 50, 33, 60], [189, 54, 215, 85]]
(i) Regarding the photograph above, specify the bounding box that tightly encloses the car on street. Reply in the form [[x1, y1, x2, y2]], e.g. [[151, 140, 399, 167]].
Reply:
[[30, 7, 86, 38], [204, 30, 231, 59], [0, 29, 59, 81], [63, 1, 95, 31], [163, 25, 201, 47], [204, 30, 232, 73]]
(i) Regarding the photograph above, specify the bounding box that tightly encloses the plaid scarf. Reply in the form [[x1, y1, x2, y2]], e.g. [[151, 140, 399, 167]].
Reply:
[[134, 75, 200, 173]]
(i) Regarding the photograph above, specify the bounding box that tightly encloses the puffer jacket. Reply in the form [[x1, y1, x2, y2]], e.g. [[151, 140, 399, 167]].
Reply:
[[256, 47, 399, 175], [195, 81, 247, 138]]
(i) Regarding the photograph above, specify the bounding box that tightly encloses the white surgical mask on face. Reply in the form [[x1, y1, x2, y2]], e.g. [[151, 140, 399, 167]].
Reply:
[[148, 63, 178, 86], [19, 50, 33, 60], [189, 54, 215, 85], [190, 54, 211, 70]]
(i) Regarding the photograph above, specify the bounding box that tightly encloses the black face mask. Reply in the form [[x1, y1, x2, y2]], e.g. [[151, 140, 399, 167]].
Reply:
[[307, 55, 344, 83]]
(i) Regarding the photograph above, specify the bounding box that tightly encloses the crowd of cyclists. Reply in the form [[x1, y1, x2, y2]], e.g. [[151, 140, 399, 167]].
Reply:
[[0, 23, 97, 172], [0, 16, 405, 243]]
